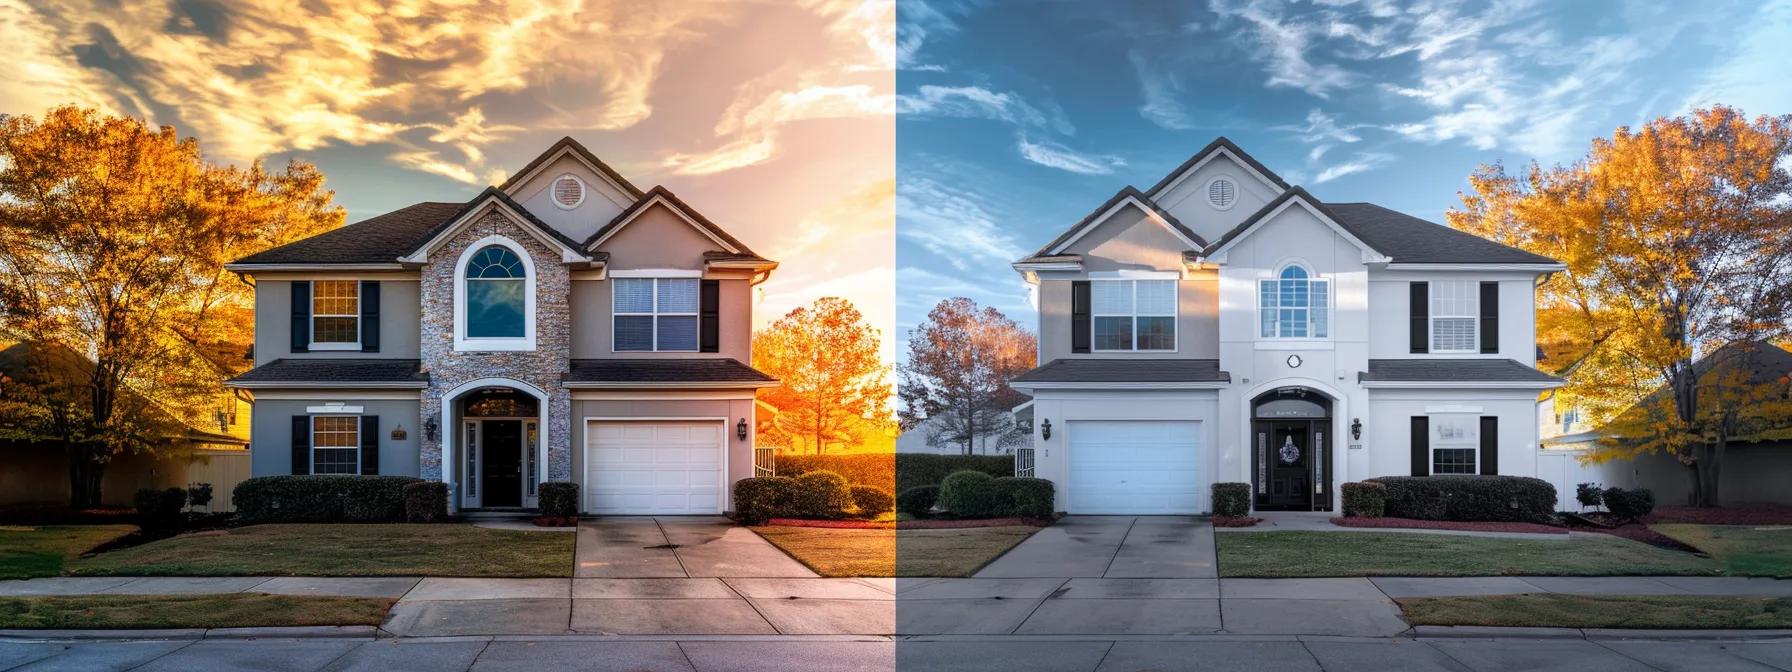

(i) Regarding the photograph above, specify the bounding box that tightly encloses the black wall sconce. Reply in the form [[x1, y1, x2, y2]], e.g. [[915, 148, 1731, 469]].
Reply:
[[424, 417, 439, 442], [736, 418, 749, 441], [1350, 418, 1362, 441], [1040, 419, 1052, 441]]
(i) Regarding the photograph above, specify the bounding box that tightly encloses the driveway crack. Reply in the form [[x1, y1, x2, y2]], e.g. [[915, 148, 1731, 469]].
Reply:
[[655, 518, 692, 578], [1099, 517, 1139, 578]]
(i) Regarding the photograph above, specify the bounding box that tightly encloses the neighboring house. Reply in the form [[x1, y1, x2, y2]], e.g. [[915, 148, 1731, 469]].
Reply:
[[895, 401, 1031, 455], [1537, 341, 1792, 506], [224, 138, 779, 515], [1008, 138, 1565, 515]]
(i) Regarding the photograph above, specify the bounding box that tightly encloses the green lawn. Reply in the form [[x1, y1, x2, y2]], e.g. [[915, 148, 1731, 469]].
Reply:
[[0, 594, 393, 629], [1399, 593, 1792, 629], [70, 524, 572, 577], [0, 525, 136, 580], [1652, 524, 1792, 578], [752, 525, 1037, 577], [1217, 531, 1720, 577]]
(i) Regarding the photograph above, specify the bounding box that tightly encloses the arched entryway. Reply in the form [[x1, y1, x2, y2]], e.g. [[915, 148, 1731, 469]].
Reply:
[[1251, 387, 1333, 512], [441, 378, 548, 510]]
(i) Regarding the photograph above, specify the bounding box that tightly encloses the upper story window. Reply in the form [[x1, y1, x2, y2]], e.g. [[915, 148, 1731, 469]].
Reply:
[[1092, 279, 1176, 351], [1430, 280, 1479, 353], [311, 280, 359, 349], [1259, 265, 1329, 338], [454, 238, 535, 352], [614, 277, 700, 352]]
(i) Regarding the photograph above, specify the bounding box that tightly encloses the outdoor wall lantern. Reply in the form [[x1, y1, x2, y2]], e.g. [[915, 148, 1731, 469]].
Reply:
[[1040, 419, 1052, 441], [424, 416, 439, 442], [1350, 418, 1362, 441], [736, 418, 749, 441]]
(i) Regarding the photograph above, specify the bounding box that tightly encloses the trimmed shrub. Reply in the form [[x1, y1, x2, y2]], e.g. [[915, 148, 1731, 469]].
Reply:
[[1576, 483, 1605, 510], [233, 475, 422, 524], [1341, 481, 1387, 518], [134, 487, 188, 530], [894, 454, 1014, 493], [994, 477, 1055, 519], [403, 482, 449, 523], [1211, 483, 1251, 517], [733, 476, 797, 524], [1369, 476, 1557, 522], [1603, 486, 1656, 521], [773, 453, 1015, 494], [790, 471, 853, 519], [185, 483, 214, 510], [896, 485, 940, 518], [849, 485, 895, 517], [539, 482, 579, 518], [938, 470, 1001, 518]]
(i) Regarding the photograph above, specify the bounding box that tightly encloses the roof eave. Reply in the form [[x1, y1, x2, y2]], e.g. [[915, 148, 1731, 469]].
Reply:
[[1381, 262, 1568, 272], [561, 380, 781, 389], [224, 263, 410, 273], [225, 380, 430, 390], [1360, 380, 1564, 390], [1012, 381, 1230, 391]]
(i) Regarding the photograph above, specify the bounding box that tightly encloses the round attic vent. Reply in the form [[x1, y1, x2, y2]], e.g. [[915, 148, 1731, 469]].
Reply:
[[1207, 177, 1237, 209], [552, 174, 585, 209]]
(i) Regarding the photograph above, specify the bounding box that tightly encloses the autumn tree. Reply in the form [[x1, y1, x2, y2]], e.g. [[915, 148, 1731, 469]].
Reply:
[[898, 298, 1036, 454], [0, 106, 343, 506], [1449, 106, 1792, 506], [752, 297, 890, 454]]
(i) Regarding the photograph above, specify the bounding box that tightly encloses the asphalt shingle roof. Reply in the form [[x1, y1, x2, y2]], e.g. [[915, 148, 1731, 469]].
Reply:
[[1359, 359, 1561, 383], [564, 358, 776, 384], [1013, 358, 1231, 384], [232, 202, 463, 265], [1326, 203, 1561, 265], [227, 359, 428, 385], [1024, 186, 1205, 261]]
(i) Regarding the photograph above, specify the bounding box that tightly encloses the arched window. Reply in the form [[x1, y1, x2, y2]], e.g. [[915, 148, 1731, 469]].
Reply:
[[463, 244, 526, 339], [1259, 264, 1329, 338]]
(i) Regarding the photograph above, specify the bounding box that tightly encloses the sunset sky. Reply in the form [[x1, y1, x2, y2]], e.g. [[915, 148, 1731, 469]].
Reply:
[[0, 0, 896, 359]]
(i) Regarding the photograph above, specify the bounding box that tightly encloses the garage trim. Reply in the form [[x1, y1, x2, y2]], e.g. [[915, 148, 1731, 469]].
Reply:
[[581, 416, 730, 515]]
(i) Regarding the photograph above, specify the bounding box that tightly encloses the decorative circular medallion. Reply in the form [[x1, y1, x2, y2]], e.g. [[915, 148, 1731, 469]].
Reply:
[[1286, 354, 1303, 368], [1279, 436, 1301, 464]]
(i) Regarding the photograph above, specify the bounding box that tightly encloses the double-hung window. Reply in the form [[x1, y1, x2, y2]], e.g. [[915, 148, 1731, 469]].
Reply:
[[1092, 279, 1175, 351], [1258, 265, 1329, 338], [1429, 414, 1478, 474], [614, 278, 700, 351], [311, 415, 360, 474], [1430, 280, 1478, 353], [311, 280, 359, 348]]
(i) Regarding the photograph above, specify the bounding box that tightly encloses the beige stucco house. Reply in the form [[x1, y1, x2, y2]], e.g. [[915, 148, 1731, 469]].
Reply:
[[225, 138, 778, 515], [1010, 138, 1565, 515]]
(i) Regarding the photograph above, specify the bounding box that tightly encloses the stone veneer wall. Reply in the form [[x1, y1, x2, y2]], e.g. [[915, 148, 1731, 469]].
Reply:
[[417, 208, 574, 492]]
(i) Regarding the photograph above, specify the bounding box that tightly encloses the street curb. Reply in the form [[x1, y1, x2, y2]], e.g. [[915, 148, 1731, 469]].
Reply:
[[1411, 625, 1792, 641], [0, 625, 379, 642]]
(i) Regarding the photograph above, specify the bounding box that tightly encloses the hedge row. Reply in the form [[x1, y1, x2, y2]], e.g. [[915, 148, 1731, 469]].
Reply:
[[732, 470, 894, 524], [1368, 475, 1556, 522], [932, 470, 1054, 519], [234, 475, 423, 524], [773, 453, 1014, 494]]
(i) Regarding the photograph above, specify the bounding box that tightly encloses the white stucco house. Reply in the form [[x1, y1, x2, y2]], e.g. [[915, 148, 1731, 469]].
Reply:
[[1009, 138, 1565, 515]]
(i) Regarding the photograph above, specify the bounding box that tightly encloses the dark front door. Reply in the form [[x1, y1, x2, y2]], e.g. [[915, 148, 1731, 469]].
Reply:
[[1254, 420, 1313, 511], [482, 420, 523, 508]]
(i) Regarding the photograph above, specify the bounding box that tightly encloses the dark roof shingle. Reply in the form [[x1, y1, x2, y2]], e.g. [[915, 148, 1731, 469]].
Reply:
[[227, 359, 428, 386], [232, 202, 463, 265], [583, 185, 766, 259], [1013, 359, 1230, 384], [1326, 203, 1560, 265], [564, 358, 776, 384], [1026, 186, 1205, 260], [1360, 359, 1561, 383]]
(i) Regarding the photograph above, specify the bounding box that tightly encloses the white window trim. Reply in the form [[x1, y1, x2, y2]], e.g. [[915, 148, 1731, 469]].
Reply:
[[1429, 280, 1479, 354], [1205, 174, 1240, 211], [550, 173, 586, 210], [310, 414, 361, 475], [453, 236, 537, 352], [309, 280, 361, 350], [612, 277, 701, 353], [1257, 264, 1332, 341], [1428, 414, 1480, 475], [1090, 278, 1178, 353]]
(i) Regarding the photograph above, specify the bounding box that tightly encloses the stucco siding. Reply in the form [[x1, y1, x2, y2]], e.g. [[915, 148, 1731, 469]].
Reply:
[[253, 279, 422, 363], [569, 278, 752, 360], [509, 153, 632, 244], [595, 203, 727, 269], [1036, 204, 1220, 362], [1152, 153, 1282, 243], [1362, 390, 1542, 483], [249, 398, 423, 477], [1365, 272, 1539, 362]]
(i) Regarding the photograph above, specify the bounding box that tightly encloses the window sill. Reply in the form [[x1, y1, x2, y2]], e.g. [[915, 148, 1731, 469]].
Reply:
[[454, 338, 537, 353], [309, 343, 363, 351], [1254, 340, 1332, 350]]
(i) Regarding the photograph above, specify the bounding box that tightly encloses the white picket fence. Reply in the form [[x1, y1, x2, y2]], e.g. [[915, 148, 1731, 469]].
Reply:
[[1014, 448, 1035, 478]]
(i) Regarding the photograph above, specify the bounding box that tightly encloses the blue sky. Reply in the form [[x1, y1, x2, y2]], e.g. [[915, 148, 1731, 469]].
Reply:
[[894, 0, 1792, 355]]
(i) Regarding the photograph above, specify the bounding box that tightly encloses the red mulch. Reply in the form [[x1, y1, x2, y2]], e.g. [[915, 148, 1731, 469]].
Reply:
[[1328, 516, 1567, 534], [1211, 515, 1263, 528], [1646, 505, 1792, 526], [763, 517, 1049, 530], [1571, 522, 1705, 553]]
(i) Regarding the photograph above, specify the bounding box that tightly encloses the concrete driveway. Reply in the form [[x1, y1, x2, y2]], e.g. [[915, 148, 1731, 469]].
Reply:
[[975, 516, 1216, 578], [575, 517, 817, 578]]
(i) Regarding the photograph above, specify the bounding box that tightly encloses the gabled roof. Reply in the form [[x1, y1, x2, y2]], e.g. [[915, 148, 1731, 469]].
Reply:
[[1024, 186, 1206, 261], [1145, 136, 1292, 196], [583, 185, 768, 262], [400, 186, 591, 263], [563, 358, 778, 388], [1200, 187, 1387, 262], [1359, 359, 1562, 386], [498, 135, 643, 200], [1013, 358, 1231, 384], [226, 359, 429, 388], [230, 202, 464, 266], [1323, 203, 1561, 266]]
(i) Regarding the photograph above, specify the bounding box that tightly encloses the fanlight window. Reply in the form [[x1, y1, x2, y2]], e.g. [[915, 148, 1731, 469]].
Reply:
[[465, 245, 526, 339], [1259, 265, 1329, 338]]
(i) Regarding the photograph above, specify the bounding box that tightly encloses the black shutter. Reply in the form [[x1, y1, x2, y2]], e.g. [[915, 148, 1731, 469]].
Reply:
[[1409, 282, 1428, 354], [699, 279, 720, 353], [1479, 416, 1499, 475], [1410, 416, 1429, 476], [1479, 281, 1499, 354], [360, 415, 380, 475], [1071, 281, 1092, 354], [290, 282, 310, 353], [291, 416, 311, 475], [360, 281, 381, 353]]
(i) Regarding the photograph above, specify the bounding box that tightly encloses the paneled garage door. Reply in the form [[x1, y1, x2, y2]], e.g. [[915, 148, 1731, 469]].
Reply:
[[585, 421, 724, 515], [1067, 420, 1202, 514]]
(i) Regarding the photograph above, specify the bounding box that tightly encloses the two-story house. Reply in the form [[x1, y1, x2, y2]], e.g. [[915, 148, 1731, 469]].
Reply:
[[1009, 138, 1564, 515], [224, 138, 778, 515]]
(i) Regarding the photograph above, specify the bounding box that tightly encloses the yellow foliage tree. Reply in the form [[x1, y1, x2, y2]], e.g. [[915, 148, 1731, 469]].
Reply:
[[1450, 106, 1792, 506], [752, 297, 891, 454], [0, 106, 343, 506]]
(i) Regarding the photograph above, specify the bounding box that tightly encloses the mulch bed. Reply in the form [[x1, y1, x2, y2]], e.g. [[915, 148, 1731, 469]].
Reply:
[[1576, 523, 1705, 553], [1646, 505, 1792, 526], [764, 517, 1050, 530], [0, 504, 137, 526], [1211, 515, 1263, 528], [1328, 516, 1567, 535]]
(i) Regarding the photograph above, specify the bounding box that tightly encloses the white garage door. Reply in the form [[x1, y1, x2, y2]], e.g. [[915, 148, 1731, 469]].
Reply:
[[585, 421, 724, 515], [1068, 420, 1201, 514]]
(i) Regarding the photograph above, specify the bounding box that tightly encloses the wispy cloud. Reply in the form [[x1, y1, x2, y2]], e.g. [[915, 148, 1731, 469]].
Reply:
[[1129, 50, 1195, 130], [1314, 151, 1394, 183], [898, 85, 1072, 135], [896, 0, 975, 71], [897, 175, 1026, 271], [1275, 109, 1361, 144], [668, 83, 893, 176], [1205, 0, 1359, 98], [1679, 0, 1792, 119], [1015, 136, 1124, 175]]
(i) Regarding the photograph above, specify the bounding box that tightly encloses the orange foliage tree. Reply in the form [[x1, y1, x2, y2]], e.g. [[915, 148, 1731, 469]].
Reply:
[[752, 297, 890, 454]]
